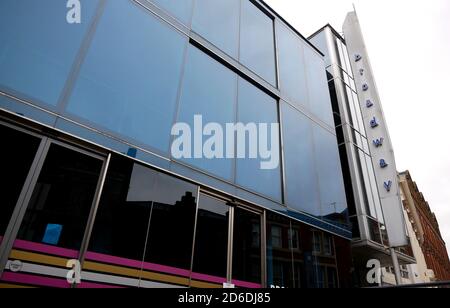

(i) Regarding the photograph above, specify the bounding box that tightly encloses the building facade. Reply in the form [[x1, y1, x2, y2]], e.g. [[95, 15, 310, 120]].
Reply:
[[309, 22, 415, 286], [0, 0, 353, 288], [399, 171, 450, 281], [382, 176, 434, 285]]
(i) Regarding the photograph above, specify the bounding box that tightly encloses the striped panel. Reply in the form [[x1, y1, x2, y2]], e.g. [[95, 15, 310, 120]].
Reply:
[[0, 240, 79, 288], [0, 241, 262, 288]]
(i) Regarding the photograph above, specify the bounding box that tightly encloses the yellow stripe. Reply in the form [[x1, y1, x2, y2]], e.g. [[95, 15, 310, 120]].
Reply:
[[10, 250, 69, 267], [0, 283, 35, 289], [190, 280, 222, 289], [83, 261, 189, 286]]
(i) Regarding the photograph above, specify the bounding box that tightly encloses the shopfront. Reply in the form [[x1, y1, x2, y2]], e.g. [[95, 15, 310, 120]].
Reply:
[[0, 117, 351, 288]]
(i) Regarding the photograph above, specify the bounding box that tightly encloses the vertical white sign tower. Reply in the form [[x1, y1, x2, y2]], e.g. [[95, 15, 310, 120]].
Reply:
[[343, 12, 408, 248]]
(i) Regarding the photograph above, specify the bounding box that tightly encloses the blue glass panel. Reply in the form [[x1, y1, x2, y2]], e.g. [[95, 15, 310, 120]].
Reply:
[[281, 102, 321, 216], [0, 0, 99, 106], [312, 125, 348, 223], [192, 0, 240, 59], [176, 46, 236, 181], [151, 0, 194, 25], [240, 1, 276, 85], [236, 78, 281, 201], [66, 0, 187, 154], [277, 23, 308, 110], [304, 47, 335, 127]]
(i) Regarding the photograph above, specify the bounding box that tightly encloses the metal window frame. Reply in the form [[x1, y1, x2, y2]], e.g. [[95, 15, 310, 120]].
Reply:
[[0, 122, 109, 278]]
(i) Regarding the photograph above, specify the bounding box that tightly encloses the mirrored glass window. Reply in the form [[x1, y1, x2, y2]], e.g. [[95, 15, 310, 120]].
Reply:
[[281, 102, 321, 217], [313, 125, 348, 224], [151, 0, 194, 25], [277, 23, 308, 110], [0, 0, 99, 106], [88, 157, 153, 262], [232, 207, 262, 286], [266, 212, 293, 288], [176, 46, 236, 181], [67, 0, 187, 153], [236, 78, 281, 201], [240, 1, 276, 85], [17, 144, 103, 250], [192, 194, 230, 283], [304, 47, 335, 126], [192, 0, 240, 58]]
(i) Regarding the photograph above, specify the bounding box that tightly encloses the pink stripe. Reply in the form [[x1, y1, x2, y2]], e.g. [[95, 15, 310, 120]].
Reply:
[[85, 252, 142, 269], [232, 279, 262, 289], [77, 281, 124, 289], [191, 272, 226, 285], [13, 239, 79, 259], [140, 261, 190, 278], [85, 251, 190, 277], [1, 272, 71, 288]]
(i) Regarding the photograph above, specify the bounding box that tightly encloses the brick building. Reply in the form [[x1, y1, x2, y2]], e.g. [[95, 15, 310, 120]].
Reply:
[[399, 171, 450, 281]]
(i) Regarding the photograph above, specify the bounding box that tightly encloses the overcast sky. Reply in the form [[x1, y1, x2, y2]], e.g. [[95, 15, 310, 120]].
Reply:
[[265, 0, 450, 255]]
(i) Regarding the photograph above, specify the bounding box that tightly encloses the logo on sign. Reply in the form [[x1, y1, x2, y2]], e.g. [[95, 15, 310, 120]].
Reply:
[[373, 138, 384, 147], [370, 117, 379, 128], [384, 181, 393, 192]]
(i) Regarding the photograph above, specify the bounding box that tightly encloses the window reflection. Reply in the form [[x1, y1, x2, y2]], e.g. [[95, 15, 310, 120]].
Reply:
[[192, 0, 240, 58], [266, 212, 293, 288], [240, 0, 276, 85], [277, 22, 308, 110], [67, 0, 187, 153], [236, 78, 281, 201], [17, 144, 103, 250], [232, 208, 262, 285], [0, 125, 41, 238], [192, 194, 229, 281], [177, 45, 236, 180], [0, 0, 99, 106], [89, 156, 198, 270], [151, 0, 194, 25], [281, 102, 321, 217]]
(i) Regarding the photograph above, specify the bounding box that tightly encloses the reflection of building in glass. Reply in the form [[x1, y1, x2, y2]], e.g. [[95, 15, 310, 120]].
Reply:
[[0, 0, 421, 288], [309, 23, 415, 286]]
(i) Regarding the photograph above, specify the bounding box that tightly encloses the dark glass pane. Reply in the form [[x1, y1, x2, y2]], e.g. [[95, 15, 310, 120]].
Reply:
[[143, 172, 198, 270], [0, 125, 40, 238], [88, 157, 153, 261], [192, 194, 229, 280], [236, 78, 281, 201], [192, 0, 240, 58], [232, 208, 261, 285], [277, 22, 308, 110], [266, 212, 293, 288], [151, 0, 194, 25], [176, 46, 236, 180], [0, 0, 99, 106], [67, 0, 187, 153], [17, 144, 103, 250], [240, 1, 276, 85], [281, 102, 321, 216]]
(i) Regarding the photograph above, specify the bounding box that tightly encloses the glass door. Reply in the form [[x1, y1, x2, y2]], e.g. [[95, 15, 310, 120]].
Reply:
[[0, 134, 106, 288], [191, 193, 263, 288]]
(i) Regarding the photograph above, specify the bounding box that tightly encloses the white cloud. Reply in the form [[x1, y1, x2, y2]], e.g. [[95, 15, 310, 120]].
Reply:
[[265, 0, 450, 256]]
